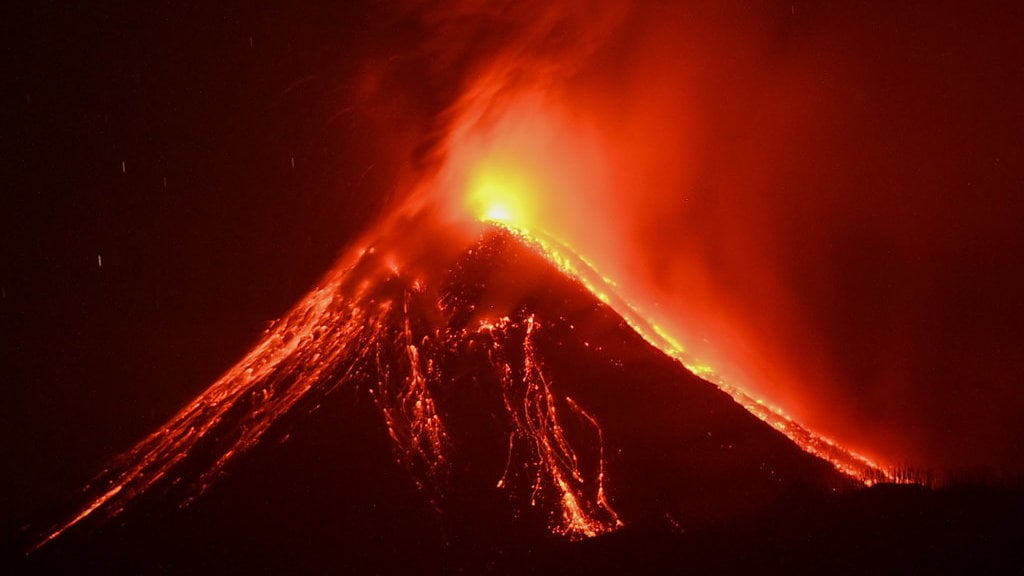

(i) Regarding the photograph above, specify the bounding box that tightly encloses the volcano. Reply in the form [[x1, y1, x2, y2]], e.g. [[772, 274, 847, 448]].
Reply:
[[17, 208, 876, 572]]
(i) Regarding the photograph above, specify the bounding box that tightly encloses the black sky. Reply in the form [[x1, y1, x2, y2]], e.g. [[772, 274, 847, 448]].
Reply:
[[2, 1, 410, 525]]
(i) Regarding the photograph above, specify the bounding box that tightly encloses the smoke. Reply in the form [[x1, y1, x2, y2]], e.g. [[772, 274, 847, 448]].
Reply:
[[369, 1, 1024, 477]]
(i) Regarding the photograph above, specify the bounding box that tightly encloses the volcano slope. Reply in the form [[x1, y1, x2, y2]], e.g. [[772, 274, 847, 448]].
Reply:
[[18, 221, 874, 573]]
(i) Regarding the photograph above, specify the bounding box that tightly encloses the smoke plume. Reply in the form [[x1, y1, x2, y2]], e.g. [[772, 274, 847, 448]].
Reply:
[[368, 1, 1024, 477]]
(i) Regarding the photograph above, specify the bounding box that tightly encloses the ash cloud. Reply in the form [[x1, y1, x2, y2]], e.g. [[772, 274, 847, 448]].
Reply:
[[371, 1, 1024, 478]]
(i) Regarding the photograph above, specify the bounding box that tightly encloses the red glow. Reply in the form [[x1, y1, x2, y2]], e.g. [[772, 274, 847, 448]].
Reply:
[[34, 212, 626, 549], [416, 50, 889, 482], [35, 5, 906, 550], [42, 0, 1024, 552], [399, 0, 1022, 476]]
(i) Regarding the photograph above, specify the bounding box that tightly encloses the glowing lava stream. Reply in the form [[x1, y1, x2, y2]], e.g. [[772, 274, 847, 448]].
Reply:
[[33, 213, 625, 550], [484, 217, 890, 485]]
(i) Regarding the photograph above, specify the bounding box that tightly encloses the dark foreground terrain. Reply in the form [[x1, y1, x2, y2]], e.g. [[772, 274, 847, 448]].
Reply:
[[523, 483, 1024, 575], [7, 482, 1022, 574], [6, 232, 1023, 574]]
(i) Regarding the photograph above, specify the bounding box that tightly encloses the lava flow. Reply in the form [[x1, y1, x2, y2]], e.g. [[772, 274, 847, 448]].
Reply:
[[487, 222, 887, 485], [33, 207, 627, 550]]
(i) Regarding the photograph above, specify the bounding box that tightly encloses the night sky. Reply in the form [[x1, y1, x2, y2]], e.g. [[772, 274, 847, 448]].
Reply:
[[4, 0, 1024, 530]]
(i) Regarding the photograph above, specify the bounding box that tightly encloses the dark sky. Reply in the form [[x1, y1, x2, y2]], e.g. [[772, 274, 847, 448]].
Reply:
[[2, 1, 411, 525], [3, 0, 1024, 528]]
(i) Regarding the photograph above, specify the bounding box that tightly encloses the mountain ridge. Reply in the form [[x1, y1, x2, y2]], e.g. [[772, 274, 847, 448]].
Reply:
[[21, 220, 862, 571]]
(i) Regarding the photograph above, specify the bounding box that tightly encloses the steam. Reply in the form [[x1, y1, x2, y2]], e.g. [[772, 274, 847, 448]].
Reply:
[[380, 1, 1024, 477]]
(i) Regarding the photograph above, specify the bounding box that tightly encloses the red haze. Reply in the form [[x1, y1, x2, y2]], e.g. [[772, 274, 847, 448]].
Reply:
[[372, 1, 1024, 479]]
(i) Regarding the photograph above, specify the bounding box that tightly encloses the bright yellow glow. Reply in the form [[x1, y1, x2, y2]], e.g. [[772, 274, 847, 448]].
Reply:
[[485, 202, 513, 222], [467, 161, 536, 227]]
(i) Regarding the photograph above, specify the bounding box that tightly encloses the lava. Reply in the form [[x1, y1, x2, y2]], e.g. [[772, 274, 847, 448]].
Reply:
[[491, 314, 622, 537]]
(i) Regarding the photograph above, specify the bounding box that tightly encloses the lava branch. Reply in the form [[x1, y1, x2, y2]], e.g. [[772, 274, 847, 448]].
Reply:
[[487, 314, 622, 539], [371, 288, 450, 493], [564, 396, 622, 529]]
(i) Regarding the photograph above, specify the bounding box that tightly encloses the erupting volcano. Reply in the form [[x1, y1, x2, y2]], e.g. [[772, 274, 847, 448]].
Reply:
[[27, 28, 895, 558], [12, 2, 1024, 573], [33, 162, 880, 559], [33, 215, 865, 558]]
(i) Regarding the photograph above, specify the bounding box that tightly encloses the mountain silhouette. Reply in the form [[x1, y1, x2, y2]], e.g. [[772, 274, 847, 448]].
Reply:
[[18, 213, 872, 573]]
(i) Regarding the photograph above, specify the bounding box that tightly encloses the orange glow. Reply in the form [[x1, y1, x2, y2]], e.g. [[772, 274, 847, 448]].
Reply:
[[39, 4, 941, 552], [466, 159, 536, 226], [385, 2, 925, 481], [35, 213, 623, 548], [422, 61, 891, 484]]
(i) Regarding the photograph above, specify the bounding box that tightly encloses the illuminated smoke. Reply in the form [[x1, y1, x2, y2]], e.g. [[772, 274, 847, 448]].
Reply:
[[395, 0, 1018, 472], [407, 2, 893, 477]]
